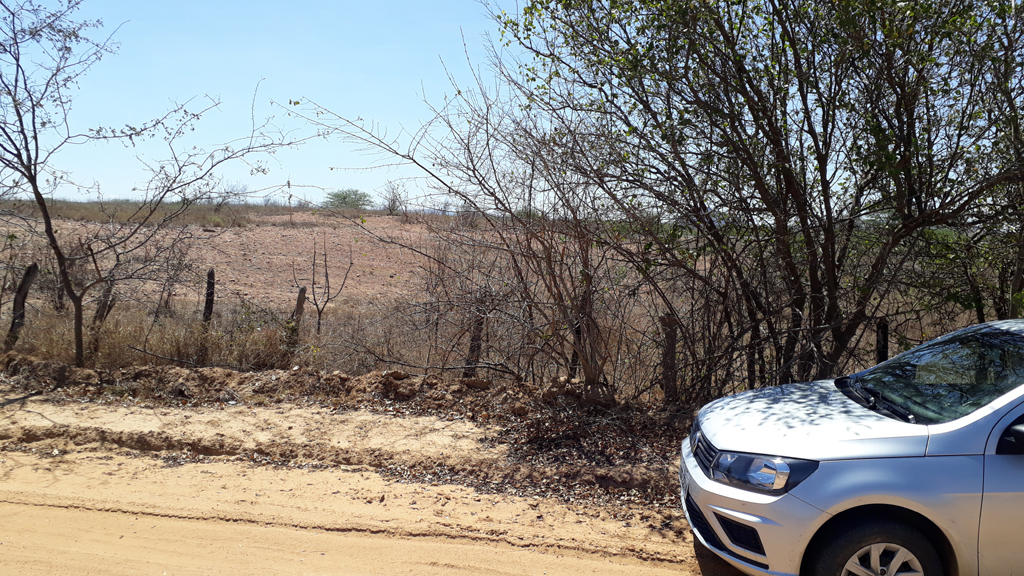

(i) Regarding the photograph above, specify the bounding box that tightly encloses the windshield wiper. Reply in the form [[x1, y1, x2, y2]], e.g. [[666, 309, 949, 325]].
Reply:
[[860, 384, 917, 424], [836, 376, 877, 409]]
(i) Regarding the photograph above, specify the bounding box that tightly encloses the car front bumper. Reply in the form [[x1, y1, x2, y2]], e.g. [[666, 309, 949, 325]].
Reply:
[[680, 437, 829, 576]]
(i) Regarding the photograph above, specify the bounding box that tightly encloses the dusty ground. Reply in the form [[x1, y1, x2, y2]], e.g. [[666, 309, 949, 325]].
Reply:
[[0, 384, 742, 576]]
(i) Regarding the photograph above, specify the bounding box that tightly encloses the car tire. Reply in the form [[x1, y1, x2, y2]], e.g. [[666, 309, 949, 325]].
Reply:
[[809, 519, 943, 576]]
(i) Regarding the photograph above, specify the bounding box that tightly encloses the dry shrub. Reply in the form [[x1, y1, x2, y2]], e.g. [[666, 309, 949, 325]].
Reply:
[[297, 304, 384, 375], [15, 299, 290, 371], [8, 291, 404, 377]]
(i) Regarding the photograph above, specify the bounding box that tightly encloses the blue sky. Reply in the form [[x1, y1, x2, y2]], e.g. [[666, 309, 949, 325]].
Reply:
[[56, 0, 509, 204]]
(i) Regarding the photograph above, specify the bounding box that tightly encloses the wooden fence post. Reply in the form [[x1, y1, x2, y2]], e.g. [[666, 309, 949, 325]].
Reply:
[[568, 318, 582, 380], [660, 314, 680, 404], [202, 269, 216, 327], [286, 286, 306, 350], [876, 318, 889, 365], [87, 279, 116, 359], [462, 296, 486, 378], [4, 263, 39, 352], [197, 269, 216, 366]]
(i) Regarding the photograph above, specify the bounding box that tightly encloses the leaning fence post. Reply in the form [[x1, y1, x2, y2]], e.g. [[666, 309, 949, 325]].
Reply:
[[87, 279, 116, 359], [286, 286, 306, 350], [4, 262, 39, 352]]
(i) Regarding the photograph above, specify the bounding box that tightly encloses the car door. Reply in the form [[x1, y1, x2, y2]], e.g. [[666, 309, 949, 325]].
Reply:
[[979, 402, 1024, 575]]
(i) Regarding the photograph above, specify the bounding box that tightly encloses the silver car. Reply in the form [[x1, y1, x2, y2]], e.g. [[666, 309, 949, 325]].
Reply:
[[680, 319, 1024, 576]]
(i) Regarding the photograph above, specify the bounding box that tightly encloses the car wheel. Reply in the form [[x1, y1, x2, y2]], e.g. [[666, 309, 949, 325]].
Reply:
[[809, 520, 943, 576]]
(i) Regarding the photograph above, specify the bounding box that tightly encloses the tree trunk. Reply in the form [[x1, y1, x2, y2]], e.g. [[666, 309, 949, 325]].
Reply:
[[4, 263, 39, 352], [964, 262, 986, 324], [28, 171, 87, 366], [54, 274, 66, 312]]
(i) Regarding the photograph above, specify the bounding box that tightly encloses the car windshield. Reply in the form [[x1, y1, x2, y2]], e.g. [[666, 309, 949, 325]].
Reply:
[[853, 323, 1024, 424]]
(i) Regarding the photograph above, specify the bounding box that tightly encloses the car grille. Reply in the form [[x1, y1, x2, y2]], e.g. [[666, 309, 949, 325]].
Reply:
[[684, 492, 725, 550], [685, 493, 770, 570], [716, 513, 766, 556], [690, 421, 719, 476]]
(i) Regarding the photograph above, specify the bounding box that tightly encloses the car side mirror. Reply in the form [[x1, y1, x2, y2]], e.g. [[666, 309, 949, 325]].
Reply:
[[996, 423, 1024, 455], [1011, 424, 1024, 445]]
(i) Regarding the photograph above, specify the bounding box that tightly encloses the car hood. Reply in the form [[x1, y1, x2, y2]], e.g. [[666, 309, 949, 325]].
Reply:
[[697, 381, 928, 461]]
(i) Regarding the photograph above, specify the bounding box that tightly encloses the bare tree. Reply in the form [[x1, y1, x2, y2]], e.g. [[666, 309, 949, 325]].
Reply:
[[0, 1, 293, 366], [294, 233, 353, 335], [379, 180, 407, 216]]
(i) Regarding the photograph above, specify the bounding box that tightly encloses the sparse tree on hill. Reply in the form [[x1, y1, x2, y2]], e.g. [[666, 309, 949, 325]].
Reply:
[[324, 188, 373, 210]]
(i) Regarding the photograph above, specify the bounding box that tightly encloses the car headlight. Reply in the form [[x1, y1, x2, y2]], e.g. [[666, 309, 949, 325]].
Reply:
[[711, 451, 818, 494]]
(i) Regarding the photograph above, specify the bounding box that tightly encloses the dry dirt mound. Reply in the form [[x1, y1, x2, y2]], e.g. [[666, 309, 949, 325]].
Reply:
[[0, 352, 531, 417], [0, 401, 505, 472], [0, 353, 686, 506]]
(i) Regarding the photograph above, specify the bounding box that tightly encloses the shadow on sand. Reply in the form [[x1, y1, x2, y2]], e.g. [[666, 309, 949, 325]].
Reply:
[[693, 539, 747, 576]]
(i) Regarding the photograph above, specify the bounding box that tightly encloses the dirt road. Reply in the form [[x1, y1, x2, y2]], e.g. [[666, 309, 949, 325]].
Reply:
[[0, 454, 683, 576], [0, 390, 741, 576]]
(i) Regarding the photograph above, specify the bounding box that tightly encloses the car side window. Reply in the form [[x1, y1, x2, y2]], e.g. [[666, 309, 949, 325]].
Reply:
[[995, 413, 1024, 455]]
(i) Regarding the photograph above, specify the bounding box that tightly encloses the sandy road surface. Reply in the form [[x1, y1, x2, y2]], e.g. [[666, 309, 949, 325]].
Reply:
[[1, 503, 675, 576], [0, 391, 741, 576], [0, 454, 686, 576]]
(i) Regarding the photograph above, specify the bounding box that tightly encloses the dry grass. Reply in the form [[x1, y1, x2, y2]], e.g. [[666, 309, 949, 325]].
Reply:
[[6, 273, 419, 379]]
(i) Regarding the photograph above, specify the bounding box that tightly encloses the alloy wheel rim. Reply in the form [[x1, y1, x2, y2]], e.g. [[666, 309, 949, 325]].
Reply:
[[841, 542, 924, 576]]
